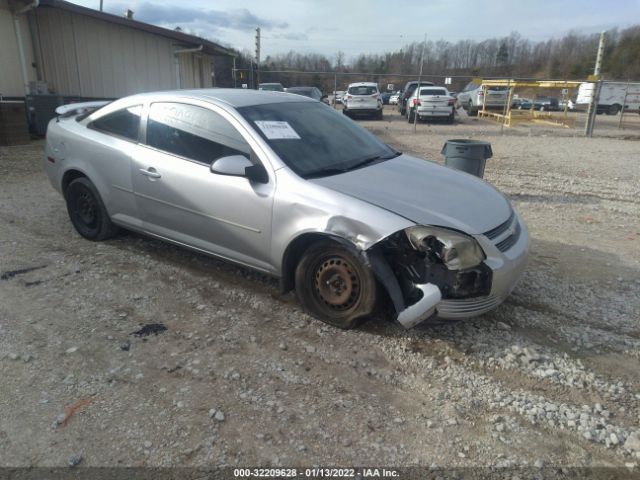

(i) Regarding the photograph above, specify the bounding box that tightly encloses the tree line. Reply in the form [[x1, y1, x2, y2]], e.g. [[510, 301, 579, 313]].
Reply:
[[233, 25, 640, 92]]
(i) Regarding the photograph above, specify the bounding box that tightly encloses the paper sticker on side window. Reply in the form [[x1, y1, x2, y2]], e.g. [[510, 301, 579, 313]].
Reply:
[[254, 121, 301, 140]]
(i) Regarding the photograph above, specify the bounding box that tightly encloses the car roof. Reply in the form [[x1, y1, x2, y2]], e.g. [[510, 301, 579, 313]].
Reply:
[[110, 88, 315, 109], [347, 82, 378, 87]]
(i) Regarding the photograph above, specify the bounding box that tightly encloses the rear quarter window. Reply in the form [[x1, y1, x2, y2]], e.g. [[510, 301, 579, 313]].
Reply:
[[89, 105, 142, 141]]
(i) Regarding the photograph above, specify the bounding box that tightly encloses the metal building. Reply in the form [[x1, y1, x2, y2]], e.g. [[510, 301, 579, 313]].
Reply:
[[1, 0, 236, 99]]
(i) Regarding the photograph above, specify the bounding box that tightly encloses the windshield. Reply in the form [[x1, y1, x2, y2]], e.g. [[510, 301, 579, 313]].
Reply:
[[238, 102, 397, 178], [348, 86, 377, 95]]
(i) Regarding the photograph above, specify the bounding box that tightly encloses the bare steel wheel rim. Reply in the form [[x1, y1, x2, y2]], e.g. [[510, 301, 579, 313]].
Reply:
[[75, 191, 97, 228], [314, 257, 360, 311]]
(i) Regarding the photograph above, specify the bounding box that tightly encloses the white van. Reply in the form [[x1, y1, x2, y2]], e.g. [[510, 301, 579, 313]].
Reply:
[[576, 82, 640, 115]]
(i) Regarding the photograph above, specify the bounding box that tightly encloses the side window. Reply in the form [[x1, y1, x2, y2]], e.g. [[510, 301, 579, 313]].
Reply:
[[146, 102, 250, 165], [90, 105, 142, 141]]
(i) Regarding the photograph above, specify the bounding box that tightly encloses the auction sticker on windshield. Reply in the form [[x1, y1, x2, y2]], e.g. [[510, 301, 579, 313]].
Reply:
[[254, 121, 301, 140]]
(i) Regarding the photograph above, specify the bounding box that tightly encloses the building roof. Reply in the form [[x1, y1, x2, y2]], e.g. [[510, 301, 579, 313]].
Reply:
[[38, 0, 236, 58]]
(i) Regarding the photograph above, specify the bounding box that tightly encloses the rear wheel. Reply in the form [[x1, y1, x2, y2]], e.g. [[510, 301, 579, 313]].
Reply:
[[607, 104, 621, 115], [295, 241, 377, 329], [468, 100, 477, 116], [407, 109, 415, 123], [65, 177, 119, 241], [447, 112, 455, 124], [376, 109, 383, 120]]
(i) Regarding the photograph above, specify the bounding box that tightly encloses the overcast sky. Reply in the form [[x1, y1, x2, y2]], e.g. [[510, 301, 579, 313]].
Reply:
[[70, 0, 640, 60]]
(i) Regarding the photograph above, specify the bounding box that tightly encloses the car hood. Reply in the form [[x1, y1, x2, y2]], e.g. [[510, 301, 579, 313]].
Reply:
[[309, 155, 511, 234]]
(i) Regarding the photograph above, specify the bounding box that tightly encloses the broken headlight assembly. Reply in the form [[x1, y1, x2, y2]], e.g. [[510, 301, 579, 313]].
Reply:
[[405, 225, 485, 270]]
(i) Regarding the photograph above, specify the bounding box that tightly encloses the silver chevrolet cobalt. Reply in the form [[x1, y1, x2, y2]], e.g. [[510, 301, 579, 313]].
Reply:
[[45, 89, 529, 329]]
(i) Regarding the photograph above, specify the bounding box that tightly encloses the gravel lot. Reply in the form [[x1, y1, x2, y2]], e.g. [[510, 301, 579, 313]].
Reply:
[[1, 108, 639, 472]]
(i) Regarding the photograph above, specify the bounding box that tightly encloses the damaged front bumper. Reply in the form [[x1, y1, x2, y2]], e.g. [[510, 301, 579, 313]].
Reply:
[[396, 283, 441, 328], [371, 215, 530, 329]]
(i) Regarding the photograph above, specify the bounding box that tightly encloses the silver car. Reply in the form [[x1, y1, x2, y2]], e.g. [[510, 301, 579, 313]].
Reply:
[[45, 89, 529, 330]]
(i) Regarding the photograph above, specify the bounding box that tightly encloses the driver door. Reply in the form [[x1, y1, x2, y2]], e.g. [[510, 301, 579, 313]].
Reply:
[[131, 101, 275, 272]]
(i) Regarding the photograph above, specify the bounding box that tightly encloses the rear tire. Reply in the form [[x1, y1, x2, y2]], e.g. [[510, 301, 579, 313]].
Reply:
[[468, 101, 477, 116], [607, 104, 621, 115], [295, 240, 377, 329], [407, 109, 415, 123], [65, 177, 119, 241], [376, 109, 383, 120], [447, 112, 455, 124]]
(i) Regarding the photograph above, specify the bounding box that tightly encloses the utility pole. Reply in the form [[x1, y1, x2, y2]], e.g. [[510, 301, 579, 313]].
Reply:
[[255, 27, 261, 89], [99, 0, 103, 11], [585, 31, 605, 137], [232, 57, 237, 88], [414, 34, 426, 132]]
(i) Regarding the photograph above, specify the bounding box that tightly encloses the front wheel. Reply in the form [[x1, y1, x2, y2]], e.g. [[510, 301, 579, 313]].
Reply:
[[65, 177, 119, 241], [295, 241, 377, 329]]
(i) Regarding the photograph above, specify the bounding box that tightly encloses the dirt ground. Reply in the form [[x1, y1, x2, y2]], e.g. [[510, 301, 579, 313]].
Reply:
[[1, 107, 639, 473]]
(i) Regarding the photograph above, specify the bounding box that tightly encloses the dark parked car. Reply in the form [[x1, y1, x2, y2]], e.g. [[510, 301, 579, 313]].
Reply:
[[517, 96, 559, 111], [380, 91, 393, 105], [286, 87, 329, 104], [398, 80, 435, 115], [533, 96, 559, 111]]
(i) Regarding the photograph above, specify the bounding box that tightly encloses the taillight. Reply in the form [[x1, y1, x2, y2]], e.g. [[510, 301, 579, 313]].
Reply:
[[478, 91, 484, 96], [346, 95, 352, 100], [447, 99, 455, 106], [47, 157, 55, 163], [412, 98, 421, 106]]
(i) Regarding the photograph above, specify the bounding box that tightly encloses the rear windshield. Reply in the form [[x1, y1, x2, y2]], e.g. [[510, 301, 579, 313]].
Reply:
[[348, 86, 377, 95], [260, 84, 284, 91], [288, 88, 313, 96], [420, 88, 447, 96]]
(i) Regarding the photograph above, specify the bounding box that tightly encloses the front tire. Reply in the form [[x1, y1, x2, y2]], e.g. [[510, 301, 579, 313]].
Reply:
[[295, 241, 377, 329], [65, 177, 118, 241]]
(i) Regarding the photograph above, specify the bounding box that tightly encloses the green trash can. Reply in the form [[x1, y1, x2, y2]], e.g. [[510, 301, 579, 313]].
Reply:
[[441, 139, 493, 178]]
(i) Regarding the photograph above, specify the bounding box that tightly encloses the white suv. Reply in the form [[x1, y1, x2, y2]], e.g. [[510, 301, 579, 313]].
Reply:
[[343, 82, 383, 119], [456, 81, 508, 116]]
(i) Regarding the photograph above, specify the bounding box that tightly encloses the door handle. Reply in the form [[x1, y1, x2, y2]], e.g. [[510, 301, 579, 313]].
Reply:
[[139, 168, 161, 179]]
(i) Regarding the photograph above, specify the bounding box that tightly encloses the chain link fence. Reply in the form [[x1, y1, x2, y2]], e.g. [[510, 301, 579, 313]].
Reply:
[[235, 68, 640, 136]]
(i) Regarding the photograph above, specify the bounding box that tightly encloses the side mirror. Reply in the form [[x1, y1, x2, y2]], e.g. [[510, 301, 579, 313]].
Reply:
[[210, 155, 268, 184]]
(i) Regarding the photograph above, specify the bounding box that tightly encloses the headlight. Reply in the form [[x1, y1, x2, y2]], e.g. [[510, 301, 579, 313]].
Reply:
[[405, 226, 485, 270]]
